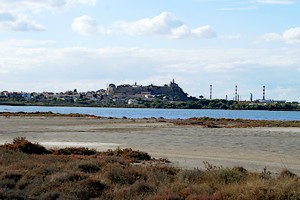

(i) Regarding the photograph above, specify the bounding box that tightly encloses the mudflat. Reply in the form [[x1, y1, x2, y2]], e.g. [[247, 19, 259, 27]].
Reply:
[[1, 116, 300, 174]]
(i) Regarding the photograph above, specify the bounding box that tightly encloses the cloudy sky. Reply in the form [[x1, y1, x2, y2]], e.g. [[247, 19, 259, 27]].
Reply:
[[0, 0, 299, 101]]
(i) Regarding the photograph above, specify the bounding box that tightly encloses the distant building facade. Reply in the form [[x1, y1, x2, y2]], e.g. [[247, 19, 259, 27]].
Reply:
[[107, 80, 188, 101]]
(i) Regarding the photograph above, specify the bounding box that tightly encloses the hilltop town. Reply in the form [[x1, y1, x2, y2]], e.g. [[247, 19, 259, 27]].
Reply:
[[0, 80, 299, 111], [0, 80, 189, 106]]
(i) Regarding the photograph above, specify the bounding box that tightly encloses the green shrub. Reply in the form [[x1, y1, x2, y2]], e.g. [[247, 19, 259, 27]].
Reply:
[[113, 146, 121, 156]]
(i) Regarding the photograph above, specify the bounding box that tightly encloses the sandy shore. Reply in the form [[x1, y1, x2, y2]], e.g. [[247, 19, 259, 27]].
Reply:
[[1, 116, 300, 174]]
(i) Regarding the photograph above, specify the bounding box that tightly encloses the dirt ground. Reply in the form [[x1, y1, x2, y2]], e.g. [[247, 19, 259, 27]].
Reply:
[[1, 116, 300, 175]]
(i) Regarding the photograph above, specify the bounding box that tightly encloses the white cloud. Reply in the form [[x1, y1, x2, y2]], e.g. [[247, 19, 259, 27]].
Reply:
[[283, 27, 300, 44], [257, 32, 282, 42], [72, 12, 216, 39], [72, 15, 98, 36], [113, 12, 186, 36], [0, 45, 299, 101], [218, 34, 242, 40], [0, 0, 96, 32], [191, 25, 216, 39], [219, 6, 257, 11], [0, 0, 96, 13], [0, 12, 45, 31], [256, 0, 295, 4], [0, 39, 56, 47], [220, 0, 294, 11], [258, 27, 300, 44]]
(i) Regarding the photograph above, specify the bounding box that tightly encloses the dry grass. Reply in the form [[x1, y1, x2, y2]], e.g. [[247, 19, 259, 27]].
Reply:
[[173, 117, 300, 128], [0, 138, 299, 200]]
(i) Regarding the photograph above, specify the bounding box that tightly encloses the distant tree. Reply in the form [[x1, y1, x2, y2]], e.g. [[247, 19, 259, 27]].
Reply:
[[173, 95, 180, 101]]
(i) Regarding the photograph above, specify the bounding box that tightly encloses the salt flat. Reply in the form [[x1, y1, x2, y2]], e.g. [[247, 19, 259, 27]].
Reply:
[[1, 116, 299, 174]]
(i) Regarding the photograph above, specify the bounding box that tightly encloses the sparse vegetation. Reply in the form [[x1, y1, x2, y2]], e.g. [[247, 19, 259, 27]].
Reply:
[[52, 147, 98, 156], [4, 137, 51, 155], [1, 112, 300, 129], [0, 111, 99, 118], [0, 138, 299, 199], [174, 117, 300, 128]]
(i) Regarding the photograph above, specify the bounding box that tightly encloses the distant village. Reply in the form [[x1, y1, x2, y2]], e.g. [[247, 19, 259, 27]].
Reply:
[[0, 80, 299, 110], [0, 80, 189, 105]]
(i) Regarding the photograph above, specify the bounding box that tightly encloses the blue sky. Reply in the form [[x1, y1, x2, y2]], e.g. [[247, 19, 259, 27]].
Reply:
[[0, 0, 300, 101]]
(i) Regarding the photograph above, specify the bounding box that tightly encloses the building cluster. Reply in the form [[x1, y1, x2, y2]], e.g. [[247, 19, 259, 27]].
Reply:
[[0, 90, 107, 103], [1, 81, 297, 105], [0, 80, 189, 105]]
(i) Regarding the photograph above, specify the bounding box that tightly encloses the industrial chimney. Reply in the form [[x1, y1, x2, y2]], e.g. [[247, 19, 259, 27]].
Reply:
[[263, 86, 266, 100], [235, 85, 238, 101]]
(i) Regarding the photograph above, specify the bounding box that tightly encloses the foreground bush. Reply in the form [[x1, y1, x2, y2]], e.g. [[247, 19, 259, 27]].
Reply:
[[106, 147, 152, 162], [52, 147, 97, 155], [4, 137, 51, 155], [0, 139, 299, 199]]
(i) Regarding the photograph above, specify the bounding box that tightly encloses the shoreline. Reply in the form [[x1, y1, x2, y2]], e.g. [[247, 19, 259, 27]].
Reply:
[[1, 102, 299, 111], [1, 111, 300, 128]]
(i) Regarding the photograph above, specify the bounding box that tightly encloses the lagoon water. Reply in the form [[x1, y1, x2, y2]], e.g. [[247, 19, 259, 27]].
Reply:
[[0, 105, 299, 120]]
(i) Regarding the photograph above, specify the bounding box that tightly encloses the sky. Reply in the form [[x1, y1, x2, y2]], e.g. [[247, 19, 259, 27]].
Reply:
[[0, 0, 300, 101]]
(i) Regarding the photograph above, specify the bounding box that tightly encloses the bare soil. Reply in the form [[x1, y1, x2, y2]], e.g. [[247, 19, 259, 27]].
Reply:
[[1, 116, 299, 175]]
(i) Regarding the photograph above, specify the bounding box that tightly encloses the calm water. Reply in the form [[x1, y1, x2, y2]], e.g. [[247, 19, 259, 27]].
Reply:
[[0, 105, 299, 120]]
